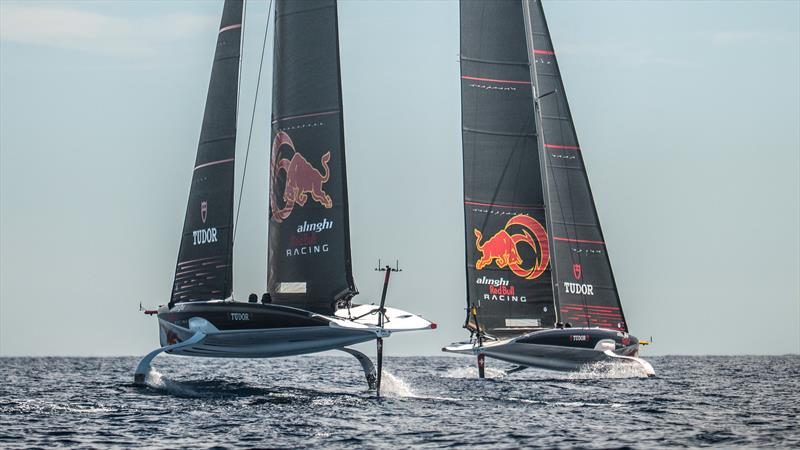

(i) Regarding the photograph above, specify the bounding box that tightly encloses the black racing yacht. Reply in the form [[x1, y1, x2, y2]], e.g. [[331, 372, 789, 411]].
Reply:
[[443, 0, 653, 376], [135, 0, 434, 393]]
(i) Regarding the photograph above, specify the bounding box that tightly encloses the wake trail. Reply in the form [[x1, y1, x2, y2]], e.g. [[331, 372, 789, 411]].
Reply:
[[142, 369, 203, 397], [442, 366, 506, 379], [441, 360, 651, 381], [566, 361, 652, 380]]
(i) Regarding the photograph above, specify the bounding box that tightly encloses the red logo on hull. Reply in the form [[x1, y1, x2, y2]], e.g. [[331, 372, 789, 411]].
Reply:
[[474, 214, 550, 280], [270, 131, 333, 223]]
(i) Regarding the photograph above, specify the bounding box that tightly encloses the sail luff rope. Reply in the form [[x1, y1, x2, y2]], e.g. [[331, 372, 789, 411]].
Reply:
[[233, 0, 274, 243]]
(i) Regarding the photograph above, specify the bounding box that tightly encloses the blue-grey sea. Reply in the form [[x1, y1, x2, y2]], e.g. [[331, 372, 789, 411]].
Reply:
[[0, 355, 798, 448]]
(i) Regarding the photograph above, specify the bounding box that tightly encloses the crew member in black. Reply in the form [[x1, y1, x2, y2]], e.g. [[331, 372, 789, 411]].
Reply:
[[261, 293, 272, 304], [248, 293, 258, 303]]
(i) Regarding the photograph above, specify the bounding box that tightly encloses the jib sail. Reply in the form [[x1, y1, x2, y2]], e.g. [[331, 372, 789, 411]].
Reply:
[[460, 0, 557, 338], [171, 0, 243, 305], [268, 0, 356, 315], [522, 0, 629, 331]]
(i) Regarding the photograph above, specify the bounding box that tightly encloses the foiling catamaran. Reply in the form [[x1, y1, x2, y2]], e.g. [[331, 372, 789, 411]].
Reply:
[[443, 0, 654, 377], [135, 0, 434, 394]]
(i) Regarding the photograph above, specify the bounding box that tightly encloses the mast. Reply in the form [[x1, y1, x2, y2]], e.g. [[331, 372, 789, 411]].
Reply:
[[459, 0, 557, 339], [268, 0, 356, 315], [522, 0, 629, 332], [170, 0, 243, 306], [522, 0, 560, 326]]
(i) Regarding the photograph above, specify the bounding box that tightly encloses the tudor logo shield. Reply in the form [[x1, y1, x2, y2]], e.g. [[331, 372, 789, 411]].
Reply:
[[201, 201, 208, 224], [573, 263, 582, 280]]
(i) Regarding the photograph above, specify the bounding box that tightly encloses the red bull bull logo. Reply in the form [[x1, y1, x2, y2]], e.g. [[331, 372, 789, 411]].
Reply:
[[474, 214, 550, 280], [270, 131, 333, 223]]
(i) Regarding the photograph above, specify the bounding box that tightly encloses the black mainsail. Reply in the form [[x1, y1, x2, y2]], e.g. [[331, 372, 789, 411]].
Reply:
[[171, 0, 243, 305], [268, 0, 356, 315], [522, 0, 628, 332], [460, 0, 557, 338]]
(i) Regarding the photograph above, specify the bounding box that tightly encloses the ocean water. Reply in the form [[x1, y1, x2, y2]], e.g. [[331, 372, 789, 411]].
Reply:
[[0, 355, 797, 448]]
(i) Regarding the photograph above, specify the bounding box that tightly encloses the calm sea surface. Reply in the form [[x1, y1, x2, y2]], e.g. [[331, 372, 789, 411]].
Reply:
[[0, 355, 797, 448]]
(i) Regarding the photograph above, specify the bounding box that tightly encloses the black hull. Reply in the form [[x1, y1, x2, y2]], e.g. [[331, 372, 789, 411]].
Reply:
[[516, 327, 639, 355], [154, 302, 376, 358], [158, 302, 329, 333], [444, 327, 654, 375]]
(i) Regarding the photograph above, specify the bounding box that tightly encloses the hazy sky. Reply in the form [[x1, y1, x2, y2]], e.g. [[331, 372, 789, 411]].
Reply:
[[1, 0, 798, 358]]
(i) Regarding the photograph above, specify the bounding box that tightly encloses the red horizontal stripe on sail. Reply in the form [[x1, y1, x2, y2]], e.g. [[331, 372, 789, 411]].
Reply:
[[585, 305, 620, 311], [534, 49, 555, 55], [560, 311, 621, 319], [219, 24, 242, 33], [465, 201, 544, 209], [194, 158, 234, 171], [573, 310, 622, 317], [592, 314, 623, 320], [461, 76, 531, 85], [562, 303, 620, 311], [553, 236, 605, 245], [561, 314, 620, 321], [544, 144, 580, 150], [586, 309, 621, 315]]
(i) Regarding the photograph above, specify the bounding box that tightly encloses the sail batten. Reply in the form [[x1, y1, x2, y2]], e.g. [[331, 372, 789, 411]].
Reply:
[[268, 0, 356, 315], [170, 0, 243, 305]]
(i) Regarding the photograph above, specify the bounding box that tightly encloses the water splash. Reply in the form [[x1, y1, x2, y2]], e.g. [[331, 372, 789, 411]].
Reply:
[[442, 366, 506, 379], [5, 399, 113, 415], [379, 370, 416, 397], [440, 360, 651, 381], [143, 369, 201, 397], [567, 361, 652, 380], [144, 369, 164, 388]]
